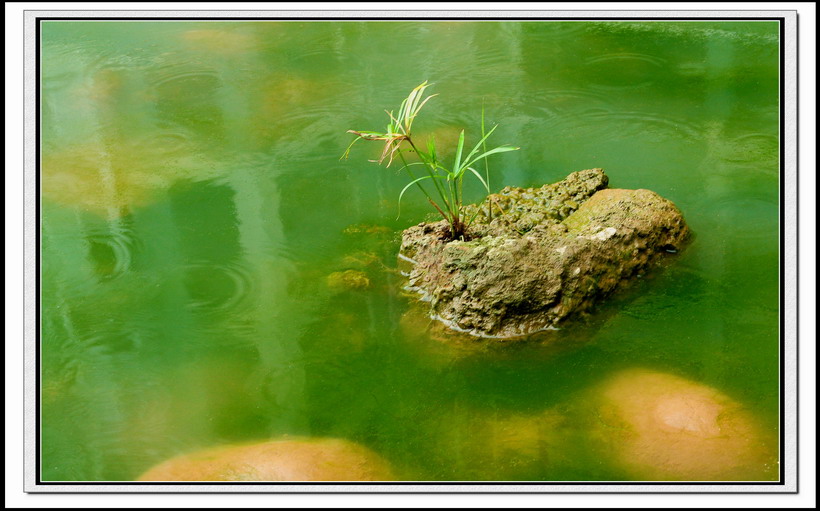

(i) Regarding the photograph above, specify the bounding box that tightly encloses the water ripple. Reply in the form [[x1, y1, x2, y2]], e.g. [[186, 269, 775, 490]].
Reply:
[[531, 88, 611, 105], [84, 224, 141, 281], [521, 88, 611, 118], [150, 66, 221, 91], [584, 53, 667, 90], [542, 109, 703, 141], [181, 260, 256, 313], [471, 44, 523, 78]]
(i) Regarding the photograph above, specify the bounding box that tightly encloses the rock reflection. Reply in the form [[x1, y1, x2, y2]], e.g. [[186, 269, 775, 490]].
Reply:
[[137, 437, 395, 481]]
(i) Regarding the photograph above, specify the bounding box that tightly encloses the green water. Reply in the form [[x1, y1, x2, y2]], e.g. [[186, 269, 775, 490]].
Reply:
[[40, 20, 781, 482]]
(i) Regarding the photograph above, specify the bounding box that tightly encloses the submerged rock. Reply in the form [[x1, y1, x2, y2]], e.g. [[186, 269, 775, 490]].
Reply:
[[340, 251, 381, 269], [137, 437, 395, 481], [588, 369, 777, 481], [400, 168, 690, 338], [326, 269, 371, 292]]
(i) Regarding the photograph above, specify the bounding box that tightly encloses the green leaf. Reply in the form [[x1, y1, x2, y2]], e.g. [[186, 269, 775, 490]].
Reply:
[[402, 81, 435, 133], [426, 134, 438, 165], [414, 93, 437, 116], [466, 166, 490, 193], [397, 161, 427, 173], [461, 124, 499, 169], [464, 145, 520, 170], [344, 80, 518, 236], [403, 92, 418, 128], [348, 130, 388, 139], [481, 101, 487, 140], [481, 101, 490, 181], [396, 174, 445, 219], [452, 130, 466, 177], [341, 136, 363, 160], [396, 98, 409, 130]]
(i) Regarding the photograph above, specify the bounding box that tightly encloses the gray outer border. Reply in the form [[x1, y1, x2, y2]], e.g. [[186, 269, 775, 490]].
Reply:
[[23, 9, 798, 494]]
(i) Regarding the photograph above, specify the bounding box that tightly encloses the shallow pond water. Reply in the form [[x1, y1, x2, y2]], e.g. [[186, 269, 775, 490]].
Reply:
[[39, 20, 781, 482]]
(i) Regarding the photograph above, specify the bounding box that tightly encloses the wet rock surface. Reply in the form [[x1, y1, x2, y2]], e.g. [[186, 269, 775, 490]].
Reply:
[[400, 169, 690, 338]]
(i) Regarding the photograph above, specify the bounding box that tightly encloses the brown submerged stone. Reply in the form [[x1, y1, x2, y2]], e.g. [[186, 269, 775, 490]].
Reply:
[[399, 169, 690, 338], [588, 369, 778, 481], [137, 437, 395, 482]]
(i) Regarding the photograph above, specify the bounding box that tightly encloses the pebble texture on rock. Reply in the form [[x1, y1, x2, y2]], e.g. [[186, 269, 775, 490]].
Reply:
[[400, 169, 690, 338]]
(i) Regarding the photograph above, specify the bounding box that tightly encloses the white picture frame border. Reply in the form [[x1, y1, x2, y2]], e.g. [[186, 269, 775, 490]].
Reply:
[[18, 6, 803, 497]]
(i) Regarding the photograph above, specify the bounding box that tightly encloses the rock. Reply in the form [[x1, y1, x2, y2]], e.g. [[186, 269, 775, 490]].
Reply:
[[400, 169, 690, 338], [136, 437, 395, 481], [588, 369, 777, 481], [326, 269, 370, 292]]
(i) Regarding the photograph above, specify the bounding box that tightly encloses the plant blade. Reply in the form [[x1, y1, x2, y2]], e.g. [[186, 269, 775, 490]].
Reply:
[[452, 130, 466, 178], [464, 145, 520, 169], [461, 124, 499, 168], [397, 174, 445, 219], [466, 166, 490, 193]]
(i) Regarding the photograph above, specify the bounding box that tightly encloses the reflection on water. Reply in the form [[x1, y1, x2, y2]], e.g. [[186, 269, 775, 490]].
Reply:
[[40, 20, 780, 482]]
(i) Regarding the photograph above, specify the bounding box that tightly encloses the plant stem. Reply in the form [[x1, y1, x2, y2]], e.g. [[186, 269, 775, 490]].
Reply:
[[405, 138, 456, 229], [397, 150, 449, 224], [481, 101, 492, 222]]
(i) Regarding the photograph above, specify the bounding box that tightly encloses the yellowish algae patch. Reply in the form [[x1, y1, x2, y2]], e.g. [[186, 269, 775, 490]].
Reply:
[[342, 223, 392, 236], [326, 270, 371, 293]]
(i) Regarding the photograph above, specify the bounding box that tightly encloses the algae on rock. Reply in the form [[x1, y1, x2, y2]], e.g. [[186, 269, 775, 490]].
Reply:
[[327, 269, 371, 293], [399, 168, 690, 339]]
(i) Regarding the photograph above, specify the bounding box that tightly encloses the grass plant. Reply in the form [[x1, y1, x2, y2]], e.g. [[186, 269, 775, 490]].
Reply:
[[343, 81, 519, 240]]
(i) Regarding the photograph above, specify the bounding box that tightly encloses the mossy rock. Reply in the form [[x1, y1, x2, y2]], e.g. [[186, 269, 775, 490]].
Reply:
[[400, 169, 690, 338]]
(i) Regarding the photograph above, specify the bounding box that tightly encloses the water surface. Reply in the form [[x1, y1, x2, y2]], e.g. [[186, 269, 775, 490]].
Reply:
[[40, 20, 781, 482]]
